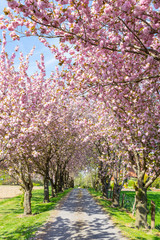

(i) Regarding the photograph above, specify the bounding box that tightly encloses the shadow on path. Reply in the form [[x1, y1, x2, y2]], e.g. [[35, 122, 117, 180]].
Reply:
[[33, 189, 127, 240]]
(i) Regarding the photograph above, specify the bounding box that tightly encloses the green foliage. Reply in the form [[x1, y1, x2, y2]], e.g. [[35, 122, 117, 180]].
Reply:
[[0, 187, 72, 239], [0, 170, 17, 185], [152, 177, 160, 189], [74, 169, 98, 188], [128, 179, 136, 188], [33, 182, 43, 186], [155, 225, 160, 231], [74, 172, 84, 187], [155, 183, 160, 189]]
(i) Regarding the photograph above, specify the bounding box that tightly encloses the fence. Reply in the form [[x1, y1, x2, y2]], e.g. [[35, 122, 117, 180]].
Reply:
[[117, 191, 160, 230]]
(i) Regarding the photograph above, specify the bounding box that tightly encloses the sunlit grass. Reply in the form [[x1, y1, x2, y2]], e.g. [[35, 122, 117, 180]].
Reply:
[[0, 188, 72, 240], [88, 188, 160, 240]]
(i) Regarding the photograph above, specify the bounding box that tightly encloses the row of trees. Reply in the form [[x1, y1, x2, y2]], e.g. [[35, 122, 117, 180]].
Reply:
[[0, 34, 87, 214], [0, 0, 159, 229]]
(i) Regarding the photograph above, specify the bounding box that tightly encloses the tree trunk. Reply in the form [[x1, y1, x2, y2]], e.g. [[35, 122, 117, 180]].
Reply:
[[50, 178, 55, 197], [95, 180, 99, 191], [20, 165, 33, 215], [43, 156, 50, 202], [111, 161, 126, 207], [101, 176, 110, 198], [64, 171, 69, 189], [132, 195, 136, 216], [135, 185, 148, 228], [105, 178, 111, 199], [102, 178, 106, 197], [44, 176, 50, 202], [70, 177, 74, 188], [23, 188, 32, 215], [57, 172, 64, 192], [112, 183, 120, 207], [104, 182, 109, 199], [54, 167, 59, 193]]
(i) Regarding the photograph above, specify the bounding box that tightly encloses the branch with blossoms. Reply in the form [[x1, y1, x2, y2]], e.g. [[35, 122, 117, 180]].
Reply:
[[3, 0, 159, 62]]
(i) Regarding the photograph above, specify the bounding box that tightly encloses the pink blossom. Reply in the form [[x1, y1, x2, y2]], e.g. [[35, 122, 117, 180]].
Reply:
[[7, 24, 14, 31], [121, 1, 132, 11]]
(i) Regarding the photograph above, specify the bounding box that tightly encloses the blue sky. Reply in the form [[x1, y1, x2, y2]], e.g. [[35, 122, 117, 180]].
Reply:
[[0, 0, 59, 77]]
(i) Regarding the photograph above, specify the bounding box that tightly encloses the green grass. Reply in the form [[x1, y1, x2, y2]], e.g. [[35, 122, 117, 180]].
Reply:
[[88, 188, 160, 240], [119, 191, 160, 230], [0, 188, 72, 240]]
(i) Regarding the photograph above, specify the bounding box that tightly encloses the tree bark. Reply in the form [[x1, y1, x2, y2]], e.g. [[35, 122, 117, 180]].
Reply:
[[50, 178, 55, 197], [44, 176, 50, 202], [151, 200, 155, 229], [102, 177, 106, 197], [23, 188, 32, 215], [54, 166, 59, 193], [135, 185, 148, 228], [69, 177, 74, 188], [19, 162, 33, 215], [111, 157, 126, 207], [64, 171, 69, 189], [105, 177, 111, 199], [43, 155, 51, 202], [112, 183, 121, 207], [132, 195, 136, 216], [101, 176, 111, 199], [57, 172, 64, 192]]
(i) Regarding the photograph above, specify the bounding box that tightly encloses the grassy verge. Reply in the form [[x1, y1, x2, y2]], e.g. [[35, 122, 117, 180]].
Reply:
[[88, 188, 160, 240], [0, 188, 72, 240], [119, 191, 160, 230]]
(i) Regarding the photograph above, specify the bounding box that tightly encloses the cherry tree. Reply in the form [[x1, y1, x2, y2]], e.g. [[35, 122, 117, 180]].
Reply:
[[0, 31, 91, 211], [0, 34, 35, 214], [2, 0, 159, 80], [109, 81, 160, 227], [1, 0, 160, 228], [0, 32, 62, 213], [63, 59, 159, 227], [77, 99, 129, 205]]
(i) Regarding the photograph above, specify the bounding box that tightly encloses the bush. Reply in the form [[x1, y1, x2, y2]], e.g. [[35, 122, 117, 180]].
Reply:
[[152, 177, 160, 189], [155, 183, 160, 189], [0, 171, 17, 185], [32, 180, 43, 186], [127, 179, 136, 188]]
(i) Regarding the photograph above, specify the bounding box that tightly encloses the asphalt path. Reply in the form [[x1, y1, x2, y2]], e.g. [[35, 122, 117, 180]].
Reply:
[[33, 188, 127, 240]]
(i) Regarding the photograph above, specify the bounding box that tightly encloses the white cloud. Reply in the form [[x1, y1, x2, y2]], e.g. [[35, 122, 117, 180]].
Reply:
[[45, 57, 57, 67]]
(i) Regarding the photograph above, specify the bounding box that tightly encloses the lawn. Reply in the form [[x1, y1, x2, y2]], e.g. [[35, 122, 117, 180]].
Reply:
[[88, 188, 160, 240], [0, 188, 72, 240], [119, 190, 160, 230]]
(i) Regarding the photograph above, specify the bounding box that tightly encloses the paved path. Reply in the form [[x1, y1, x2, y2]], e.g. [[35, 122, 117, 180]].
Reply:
[[33, 188, 127, 240]]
